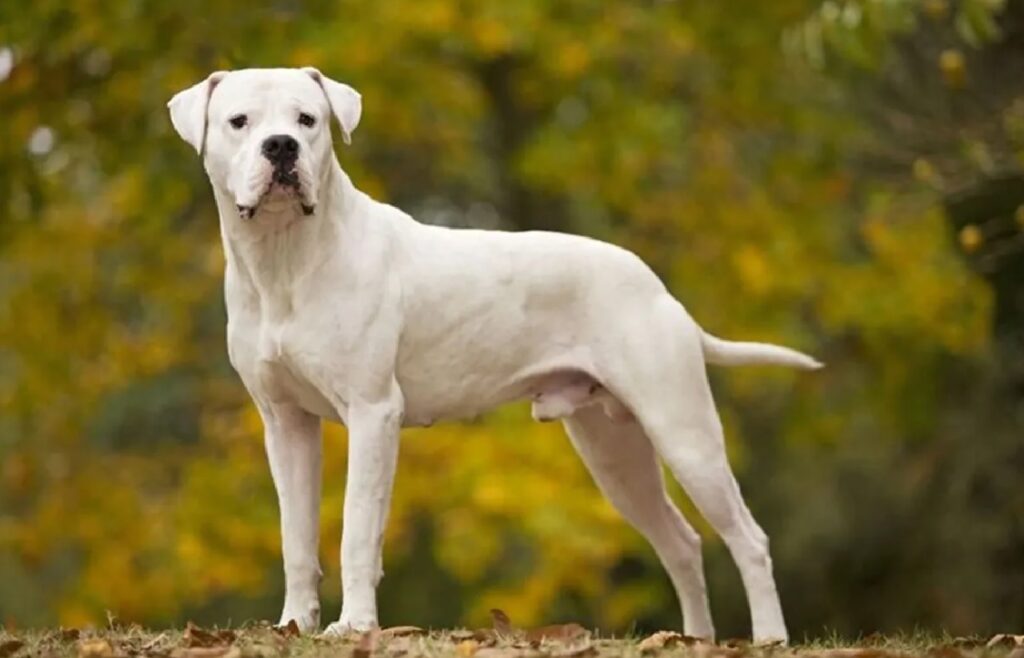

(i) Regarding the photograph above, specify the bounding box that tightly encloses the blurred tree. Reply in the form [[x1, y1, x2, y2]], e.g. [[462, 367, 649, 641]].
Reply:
[[784, 0, 1024, 634], [0, 0, 1012, 639]]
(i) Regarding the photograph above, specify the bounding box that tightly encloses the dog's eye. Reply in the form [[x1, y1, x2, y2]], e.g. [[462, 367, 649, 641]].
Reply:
[[229, 114, 248, 129], [298, 112, 316, 128]]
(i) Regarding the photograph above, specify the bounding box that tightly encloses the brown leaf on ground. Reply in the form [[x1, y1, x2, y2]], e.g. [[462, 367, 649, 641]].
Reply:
[[638, 631, 705, 653], [353, 630, 380, 658], [183, 622, 236, 648], [474, 649, 542, 658], [272, 620, 301, 639], [78, 639, 117, 658], [0, 640, 24, 658], [471, 629, 499, 646], [987, 635, 1024, 649], [550, 639, 597, 658], [926, 646, 966, 658], [382, 637, 412, 658], [456, 640, 480, 657], [59, 629, 82, 643], [524, 624, 589, 644], [490, 610, 514, 637], [140, 633, 170, 653], [814, 650, 903, 658], [379, 627, 425, 639], [170, 648, 241, 658]]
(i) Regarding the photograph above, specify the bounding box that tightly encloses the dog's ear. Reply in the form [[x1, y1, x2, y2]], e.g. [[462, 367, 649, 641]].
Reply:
[[167, 71, 227, 154], [303, 67, 361, 145]]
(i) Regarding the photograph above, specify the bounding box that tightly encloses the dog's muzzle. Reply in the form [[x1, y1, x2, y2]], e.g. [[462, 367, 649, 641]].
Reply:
[[236, 135, 315, 219]]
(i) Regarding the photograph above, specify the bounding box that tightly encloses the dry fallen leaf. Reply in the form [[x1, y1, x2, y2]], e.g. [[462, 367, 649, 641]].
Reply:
[[475, 649, 532, 658], [78, 639, 117, 658], [140, 633, 170, 653], [0, 640, 24, 658], [926, 647, 965, 658], [171, 648, 241, 658], [524, 623, 589, 644], [988, 635, 1024, 649], [272, 620, 301, 639], [638, 631, 705, 653], [59, 629, 82, 643], [551, 640, 597, 658], [380, 627, 425, 639], [456, 640, 480, 657], [471, 629, 498, 646], [353, 629, 380, 658], [183, 622, 236, 648], [490, 610, 514, 637], [815, 650, 900, 658]]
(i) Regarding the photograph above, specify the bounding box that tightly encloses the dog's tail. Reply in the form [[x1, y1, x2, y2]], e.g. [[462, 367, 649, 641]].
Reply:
[[700, 330, 823, 370]]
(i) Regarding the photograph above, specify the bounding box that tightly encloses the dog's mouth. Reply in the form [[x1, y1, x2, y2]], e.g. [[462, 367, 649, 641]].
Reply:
[[237, 166, 315, 220]]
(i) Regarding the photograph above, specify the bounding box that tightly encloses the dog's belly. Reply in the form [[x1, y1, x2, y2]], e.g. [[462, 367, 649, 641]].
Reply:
[[396, 338, 600, 426]]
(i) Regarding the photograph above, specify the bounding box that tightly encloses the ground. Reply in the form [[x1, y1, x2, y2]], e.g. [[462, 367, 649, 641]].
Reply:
[[1, 620, 1022, 658]]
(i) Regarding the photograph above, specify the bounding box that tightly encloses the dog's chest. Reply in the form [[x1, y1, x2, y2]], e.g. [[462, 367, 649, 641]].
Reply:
[[229, 317, 347, 421]]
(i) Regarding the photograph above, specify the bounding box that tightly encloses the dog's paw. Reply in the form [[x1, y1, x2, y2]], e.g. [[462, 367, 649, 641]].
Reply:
[[323, 615, 377, 637], [278, 602, 320, 633]]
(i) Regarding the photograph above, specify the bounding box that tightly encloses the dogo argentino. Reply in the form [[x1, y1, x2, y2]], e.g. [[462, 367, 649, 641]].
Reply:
[[168, 67, 821, 643]]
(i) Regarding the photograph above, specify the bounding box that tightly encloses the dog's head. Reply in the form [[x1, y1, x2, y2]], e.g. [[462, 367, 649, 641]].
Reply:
[[168, 67, 360, 219]]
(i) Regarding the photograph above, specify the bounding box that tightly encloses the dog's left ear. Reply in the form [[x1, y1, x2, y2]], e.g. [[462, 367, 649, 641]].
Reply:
[[167, 71, 227, 154], [303, 67, 362, 145]]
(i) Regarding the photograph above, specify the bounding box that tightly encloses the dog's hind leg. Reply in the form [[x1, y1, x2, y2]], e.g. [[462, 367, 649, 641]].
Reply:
[[616, 308, 788, 643], [563, 405, 715, 640]]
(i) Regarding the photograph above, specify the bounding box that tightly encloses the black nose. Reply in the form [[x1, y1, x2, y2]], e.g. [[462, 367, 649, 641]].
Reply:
[[261, 134, 299, 164]]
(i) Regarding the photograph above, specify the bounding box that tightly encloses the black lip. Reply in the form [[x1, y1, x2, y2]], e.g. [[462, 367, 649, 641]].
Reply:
[[272, 166, 300, 188]]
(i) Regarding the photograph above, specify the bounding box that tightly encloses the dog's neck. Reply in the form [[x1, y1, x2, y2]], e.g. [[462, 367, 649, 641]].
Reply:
[[213, 156, 358, 319]]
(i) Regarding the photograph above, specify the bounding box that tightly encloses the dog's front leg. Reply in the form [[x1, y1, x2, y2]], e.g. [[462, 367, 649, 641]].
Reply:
[[324, 385, 403, 635], [261, 402, 324, 632]]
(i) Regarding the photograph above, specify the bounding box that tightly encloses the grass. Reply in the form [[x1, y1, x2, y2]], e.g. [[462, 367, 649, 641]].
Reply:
[[0, 624, 1021, 658]]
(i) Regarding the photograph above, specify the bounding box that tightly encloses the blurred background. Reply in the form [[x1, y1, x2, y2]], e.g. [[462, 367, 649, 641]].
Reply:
[[1, 0, 1022, 640]]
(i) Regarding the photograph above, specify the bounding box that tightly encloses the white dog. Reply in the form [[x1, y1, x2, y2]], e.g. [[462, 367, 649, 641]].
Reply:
[[168, 67, 820, 643]]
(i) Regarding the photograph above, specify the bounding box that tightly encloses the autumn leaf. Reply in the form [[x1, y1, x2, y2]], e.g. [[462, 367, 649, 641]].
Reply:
[[638, 631, 705, 653], [987, 635, 1024, 649], [523, 624, 589, 644], [352, 630, 380, 658], [183, 622, 236, 648], [271, 620, 301, 639], [170, 648, 241, 658], [58, 629, 82, 643], [0, 641, 24, 658], [379, 626, 425, 639], [489, 609, 514, 637], [77, 638, 117, 658], [550, 640, 597, 658]]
